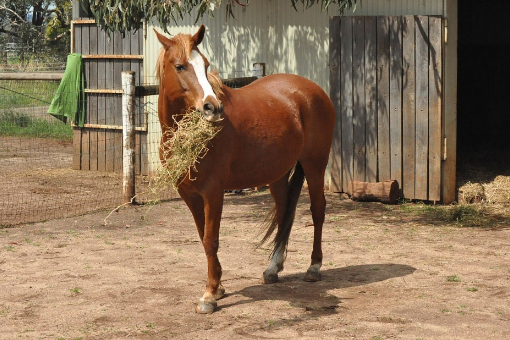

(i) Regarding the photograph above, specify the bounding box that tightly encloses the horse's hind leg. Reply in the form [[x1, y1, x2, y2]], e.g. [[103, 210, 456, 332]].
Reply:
[[300, 162, 326, 282], [261, 173, 290, 284]]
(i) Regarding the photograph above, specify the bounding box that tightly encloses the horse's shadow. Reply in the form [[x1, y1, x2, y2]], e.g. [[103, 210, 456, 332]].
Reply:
[[221, 263, 416, 316]]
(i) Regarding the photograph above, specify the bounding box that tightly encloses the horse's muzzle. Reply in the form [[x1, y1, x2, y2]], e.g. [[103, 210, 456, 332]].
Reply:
[[202, 101, 224, 122]]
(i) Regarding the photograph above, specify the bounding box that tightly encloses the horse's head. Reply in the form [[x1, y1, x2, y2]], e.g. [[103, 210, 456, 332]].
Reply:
[[155, 25, 223, 123]]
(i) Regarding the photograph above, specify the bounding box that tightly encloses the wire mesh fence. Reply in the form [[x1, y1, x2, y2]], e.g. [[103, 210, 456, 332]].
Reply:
[[0, 76, 168, 226], [0, 72, 258, 226]]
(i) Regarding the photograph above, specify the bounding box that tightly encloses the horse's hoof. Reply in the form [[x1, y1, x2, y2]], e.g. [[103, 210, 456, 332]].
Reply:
[[215, 286, 226, 300], [261, 272, 278, 284], [195, 300, 217, 314], [303, 268, 322, 282]]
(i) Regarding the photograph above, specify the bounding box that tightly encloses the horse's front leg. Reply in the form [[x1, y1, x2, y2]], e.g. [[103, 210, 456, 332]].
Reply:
[[196, 189, 225, 314]]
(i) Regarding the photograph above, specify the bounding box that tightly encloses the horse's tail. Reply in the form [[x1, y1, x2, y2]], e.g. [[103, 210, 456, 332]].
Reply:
[[260, 162, 305, 257]]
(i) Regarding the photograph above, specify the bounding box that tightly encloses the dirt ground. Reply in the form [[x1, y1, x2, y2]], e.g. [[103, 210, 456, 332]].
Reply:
[[1, 190, 509, 340], [0, 136, 174, 225]]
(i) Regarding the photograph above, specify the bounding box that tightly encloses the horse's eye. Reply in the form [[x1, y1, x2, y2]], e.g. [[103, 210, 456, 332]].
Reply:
[[175, 64, 186, 72]]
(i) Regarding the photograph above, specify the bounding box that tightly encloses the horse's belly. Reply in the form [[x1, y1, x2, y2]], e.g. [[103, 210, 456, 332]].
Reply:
[[224, 145, 301, 190]]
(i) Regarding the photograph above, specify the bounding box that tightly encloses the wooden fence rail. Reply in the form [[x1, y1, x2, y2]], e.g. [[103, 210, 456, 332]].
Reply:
[[0, 73, 64, 81]]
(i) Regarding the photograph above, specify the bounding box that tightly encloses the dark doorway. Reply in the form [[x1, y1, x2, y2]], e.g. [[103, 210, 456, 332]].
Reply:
[[457, 1, 510, 177]]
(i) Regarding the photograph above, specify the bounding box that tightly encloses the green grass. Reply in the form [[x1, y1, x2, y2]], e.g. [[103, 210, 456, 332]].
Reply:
[[0, 79, 72, 141], [0, 111, 73, 141], [398, 201, 489, 227], [70, 287, 81, 295], [0, 80, 59, 109], [446, 275, 461, 282]]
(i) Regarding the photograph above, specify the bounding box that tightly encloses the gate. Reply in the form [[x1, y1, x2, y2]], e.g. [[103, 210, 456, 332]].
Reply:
[[329, 16, 443, 202]]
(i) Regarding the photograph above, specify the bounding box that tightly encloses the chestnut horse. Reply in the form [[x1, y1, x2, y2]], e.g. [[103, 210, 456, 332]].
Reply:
[[155, 25, 335, 313]]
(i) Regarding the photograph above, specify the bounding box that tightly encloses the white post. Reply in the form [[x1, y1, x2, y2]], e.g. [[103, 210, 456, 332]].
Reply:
[[122, 71, 136, 204]]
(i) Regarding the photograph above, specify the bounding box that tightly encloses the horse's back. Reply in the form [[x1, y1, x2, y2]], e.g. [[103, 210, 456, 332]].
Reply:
[[240, 74, 330, 102], [228, 73, 335, 126], [239, 73, 335, 148]]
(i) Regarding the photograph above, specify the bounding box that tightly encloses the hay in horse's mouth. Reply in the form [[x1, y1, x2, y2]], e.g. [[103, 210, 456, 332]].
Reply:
[[151, 109, 222, 193]]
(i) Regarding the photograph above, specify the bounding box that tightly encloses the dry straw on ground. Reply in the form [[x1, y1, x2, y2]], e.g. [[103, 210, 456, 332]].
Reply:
[[149, 109, 222, 195]]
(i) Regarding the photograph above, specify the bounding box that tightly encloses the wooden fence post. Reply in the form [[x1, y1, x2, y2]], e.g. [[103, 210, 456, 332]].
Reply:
[[122, 71, 136, 204]]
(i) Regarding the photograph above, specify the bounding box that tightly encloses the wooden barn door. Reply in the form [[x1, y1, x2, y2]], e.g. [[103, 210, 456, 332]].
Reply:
[[329, 16, 443, 202], [71, 19, 147, 174]]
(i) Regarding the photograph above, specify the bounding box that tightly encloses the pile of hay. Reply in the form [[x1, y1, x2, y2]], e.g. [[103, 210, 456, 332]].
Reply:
[[150, 109, 222, 194]]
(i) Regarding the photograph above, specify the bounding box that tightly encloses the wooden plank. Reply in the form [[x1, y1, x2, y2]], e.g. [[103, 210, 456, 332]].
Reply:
[[135, 132, 141, 175], [72, 19, 96, 24], [0, 73, 63, 80], [97, 128, 106, 171], [377, 16, 391, 182], [105, 32, 114, 91], [340, 16, 354, 192], [82, 129, 90, 171], [442, 0, 458, 204], [89, 25, 99, 171], [364, 16, 378, 183], [329, 16, 342, 192], [389, 16, 403, 192], [105, 36, 115, 128], [85, 89, 123, 94], [74, 23, 83, 56], [80, 24, 91, 172], [106, 129, 115, 172], [81, 23, 90, 85], [72, 122, 146, 131], [402, 15, 417, 199], [70, 21, 75, 53], [122, 34, 132, 82], [137, 27, 144, 87], [415, 16, 430, 200], [113, 31, 124, 127], [137, 30, 145, 130], [135, 84, 159, 96], [124, 32, 138, 128], [89, 127, 98, 171], [428, 16, 443, 202], [97, 27, 107, 172], [105, 92, 116, 171], [352, 17, 366, 182], [72, 128, 82, 170], [103, 24, 115, 172], [140, 132, 148, 175], [82, 54, 144, 59]]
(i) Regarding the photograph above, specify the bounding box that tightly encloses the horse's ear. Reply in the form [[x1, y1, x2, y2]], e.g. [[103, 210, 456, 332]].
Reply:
[[192, 25, 206, 46], [154, 28, 173, 48]]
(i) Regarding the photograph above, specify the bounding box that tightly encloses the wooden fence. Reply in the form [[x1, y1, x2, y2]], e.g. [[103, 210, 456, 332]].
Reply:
[[71, 19, 147, 174], [329, 15, 443, 202]]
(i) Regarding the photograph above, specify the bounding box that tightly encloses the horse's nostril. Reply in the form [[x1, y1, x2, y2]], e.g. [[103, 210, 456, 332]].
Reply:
[[203, 102, 215, 115]]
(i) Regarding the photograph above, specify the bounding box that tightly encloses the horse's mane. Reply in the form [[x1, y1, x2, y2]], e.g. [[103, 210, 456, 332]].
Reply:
[[207, 71, 224, 98], [155, 33, 223, 98]]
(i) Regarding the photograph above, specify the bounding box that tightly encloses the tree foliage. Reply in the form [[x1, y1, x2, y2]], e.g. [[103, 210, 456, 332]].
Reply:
[[86, 0, 357, 34], [0, 0, 72, 63]]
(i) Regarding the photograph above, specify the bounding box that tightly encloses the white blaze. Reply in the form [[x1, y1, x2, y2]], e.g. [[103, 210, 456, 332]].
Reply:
[[189, 50, 217, 102]]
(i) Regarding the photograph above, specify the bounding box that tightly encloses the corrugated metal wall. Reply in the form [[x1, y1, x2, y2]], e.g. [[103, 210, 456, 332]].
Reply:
[[145, 0, 444, 90]]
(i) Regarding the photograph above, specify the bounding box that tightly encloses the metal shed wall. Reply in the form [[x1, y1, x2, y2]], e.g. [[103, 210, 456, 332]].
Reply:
[[145, 0, 445, 93]]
